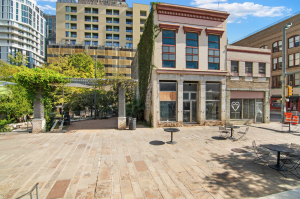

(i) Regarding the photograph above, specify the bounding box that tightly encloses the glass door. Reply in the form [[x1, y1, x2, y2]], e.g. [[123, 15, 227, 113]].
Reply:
[[183, 83, 197, 123], [255, 100, 263, 123]]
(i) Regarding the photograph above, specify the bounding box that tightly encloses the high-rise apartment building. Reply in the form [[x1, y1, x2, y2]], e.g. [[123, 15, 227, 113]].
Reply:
[[232, 14, 300, 112], [56, 0, 149, 48], [44, 14, 56, 44], [0, 0, 46, 68]]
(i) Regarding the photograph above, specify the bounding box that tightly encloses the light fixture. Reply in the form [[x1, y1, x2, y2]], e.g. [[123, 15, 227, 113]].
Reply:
[[284, 23, 292, 29]]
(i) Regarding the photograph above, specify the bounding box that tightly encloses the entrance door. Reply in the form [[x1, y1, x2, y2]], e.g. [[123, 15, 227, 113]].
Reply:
[[183, 83, 197, 123], [255, 100, 263, 123]]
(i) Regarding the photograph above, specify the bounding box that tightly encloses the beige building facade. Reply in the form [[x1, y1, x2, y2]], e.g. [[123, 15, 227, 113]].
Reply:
[[226, 45, 271, 124], [56, 0, 149, 48], [233, 14, 300, 112], [132, 3, 271, 127]]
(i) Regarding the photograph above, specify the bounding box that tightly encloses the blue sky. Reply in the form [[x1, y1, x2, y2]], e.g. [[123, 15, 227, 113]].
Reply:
[[37, 0, 299, 43]]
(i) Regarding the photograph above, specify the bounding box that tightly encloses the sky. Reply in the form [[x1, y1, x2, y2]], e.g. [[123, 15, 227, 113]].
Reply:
[[37, 0, 300, 43]]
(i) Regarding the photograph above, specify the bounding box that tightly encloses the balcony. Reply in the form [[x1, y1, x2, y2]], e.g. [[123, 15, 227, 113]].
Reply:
[[126, 22, 133, 25], [92, 10, 98, 14], [71, 34, 76, 38], [85, 11, 91, 13], [71, 26, 76, 29], [126, 37, 132, 41], [113, 29, 119, 32], [85, 27, 91, 30], [126, 14, 132, 17], [106, 36, 112, 39], [126, 30, 132, 33], [85, 35, 91, 38], [106, 28, 112, 31], [93, 27, 98, 30], [113, 37, 119, 40], [93, 36, 98, 39], [106, 20, 112, 23], [113, 20, 119, 24], [106, 12, 112, 15], [71, 18, 77, 21], [93, 19, 98, 22], [71, 9, 76, 13]]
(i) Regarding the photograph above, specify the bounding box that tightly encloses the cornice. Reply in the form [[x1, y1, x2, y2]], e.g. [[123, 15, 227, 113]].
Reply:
[[156, 69, 228, 76], [227, 48, 271, 55], [183, 26, 203, 34], [159, 23, 180, 33], [205, 28, 224, 37], [156, 3, 229, 22]]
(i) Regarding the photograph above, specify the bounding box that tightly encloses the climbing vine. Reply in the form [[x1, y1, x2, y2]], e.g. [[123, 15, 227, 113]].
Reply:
[[137, 3, 161, 105]]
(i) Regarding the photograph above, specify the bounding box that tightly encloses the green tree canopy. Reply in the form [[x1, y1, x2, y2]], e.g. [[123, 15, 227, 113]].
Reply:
[[8, 51, 28, 67]]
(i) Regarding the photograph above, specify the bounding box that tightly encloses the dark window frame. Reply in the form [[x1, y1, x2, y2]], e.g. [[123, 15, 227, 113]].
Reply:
[[208, 34, 220, 70], [272, 76, 282, 88], [245, 62, 253, 76], [288, 35, 299, 49], [259, 63, 266, 75], [186, 32, 198, 69], [162, 29, 176, 68], [272, 41, 282, 53], [288, 53, 300, 67], [272, 57, 282, 70], [231, 61, 239, 74]]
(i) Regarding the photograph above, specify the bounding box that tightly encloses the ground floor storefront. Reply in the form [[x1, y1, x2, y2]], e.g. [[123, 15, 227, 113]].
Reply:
[[270, 96, 300, 112], [226, 90, 270, 125]]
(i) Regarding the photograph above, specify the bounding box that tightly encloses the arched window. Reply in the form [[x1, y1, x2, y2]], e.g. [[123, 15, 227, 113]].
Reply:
[[272, 41, 282, 53], [288, 35, 299, 48], [260, 45, 267, 49]]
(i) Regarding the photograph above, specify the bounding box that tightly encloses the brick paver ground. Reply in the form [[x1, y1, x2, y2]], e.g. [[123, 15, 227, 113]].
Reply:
[[0, 118, 300, 199]]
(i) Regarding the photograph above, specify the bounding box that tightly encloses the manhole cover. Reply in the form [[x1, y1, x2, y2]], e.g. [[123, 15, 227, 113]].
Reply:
[[231, 148, 248, 153]]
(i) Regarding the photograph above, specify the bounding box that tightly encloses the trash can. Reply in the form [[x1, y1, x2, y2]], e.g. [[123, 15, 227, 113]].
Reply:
[[129, 118, 136, 130], [127, 117, 132, 127]]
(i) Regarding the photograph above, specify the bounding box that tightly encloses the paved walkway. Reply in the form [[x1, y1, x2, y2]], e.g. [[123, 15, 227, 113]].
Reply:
[[0, 120, 300, 198]]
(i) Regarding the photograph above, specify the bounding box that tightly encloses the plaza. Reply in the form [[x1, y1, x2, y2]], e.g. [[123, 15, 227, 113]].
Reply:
[[0, 119, 300, 198]]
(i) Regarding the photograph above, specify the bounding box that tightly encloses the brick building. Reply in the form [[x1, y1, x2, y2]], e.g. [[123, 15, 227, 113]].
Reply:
[[232, 14, 300, 112], [226, 45, 271, 124], [131, 3, 271, 127]]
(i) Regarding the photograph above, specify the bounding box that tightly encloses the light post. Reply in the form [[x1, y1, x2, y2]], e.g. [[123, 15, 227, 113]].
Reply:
[[281, 22, 292, 123], [94, 48, 97, 119]]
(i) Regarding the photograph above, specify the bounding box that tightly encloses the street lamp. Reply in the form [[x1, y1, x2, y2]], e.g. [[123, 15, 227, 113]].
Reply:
[[281, 22, 292, 123]]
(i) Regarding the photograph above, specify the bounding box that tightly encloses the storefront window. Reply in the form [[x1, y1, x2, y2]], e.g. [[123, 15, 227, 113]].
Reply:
[[243, 99, 255, 119], [206, 83, 220, 120], [160, 82, 177, 121], [230, 99, 242, 119]]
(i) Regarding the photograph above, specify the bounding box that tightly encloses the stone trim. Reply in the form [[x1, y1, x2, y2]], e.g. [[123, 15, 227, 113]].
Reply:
[[227, 88, 269, 91], [156, 3, 229, 22], [227, 57, 271, 63], [183, 26, 203, 34], [159, 23, 180, 33], [227, 48, 271, 55], [205, 28, 224, 37], [156, 69, 228, 76]]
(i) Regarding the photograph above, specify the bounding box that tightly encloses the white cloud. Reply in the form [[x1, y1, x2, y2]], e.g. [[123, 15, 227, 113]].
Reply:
[[38, 5, 55, 11], [191, 0, 291, 23]]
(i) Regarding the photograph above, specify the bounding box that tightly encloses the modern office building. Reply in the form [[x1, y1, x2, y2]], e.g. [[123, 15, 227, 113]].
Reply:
[[56, 0, 149, 48], [232, 14, 300, 112], [0, 0, 46, 68], [44, 14, 56, 45], [47, 44, 136, 77]]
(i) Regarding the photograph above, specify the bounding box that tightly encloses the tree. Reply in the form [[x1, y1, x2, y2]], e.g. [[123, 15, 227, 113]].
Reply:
[[0, 85, 12, 98], [8, 51, 28, 67]]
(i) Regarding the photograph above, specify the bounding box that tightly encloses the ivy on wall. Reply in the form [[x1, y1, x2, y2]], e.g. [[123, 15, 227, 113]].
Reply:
[[137, 3, 161, 105]]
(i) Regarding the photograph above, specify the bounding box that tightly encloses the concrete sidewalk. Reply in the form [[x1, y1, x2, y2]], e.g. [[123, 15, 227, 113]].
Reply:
[[0, 120, 299, 198]]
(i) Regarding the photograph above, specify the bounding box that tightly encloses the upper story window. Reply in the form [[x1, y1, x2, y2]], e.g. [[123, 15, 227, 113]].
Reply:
[[106, 9, 112, 15], [126, 11, 132, 17], [231, 61, 238, 75], [272, 41, 282, 53], [288, 35, 299, 48], [162, 30, 176, 68], [245, 62, 252, 76], [272, 76, 282, 88], [85, 8, 91, 13], [113, 10, 119, 15], [260, 45, 267, 49], [208, 35, 220, 70], [92, 8, 98, 14], [65, 15, 69, 20], [288, 53, 300, 67], [70, 7, 77, 12], [186, 32, 198, 69], [259, 63, 266, 77], [65, 6, 69, 12], [273, 57, 282, 70], [140, 11, 147, 16]]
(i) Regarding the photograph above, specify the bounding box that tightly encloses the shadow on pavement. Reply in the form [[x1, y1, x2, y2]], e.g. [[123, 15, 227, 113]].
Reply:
[[149, 140, 165, 145]]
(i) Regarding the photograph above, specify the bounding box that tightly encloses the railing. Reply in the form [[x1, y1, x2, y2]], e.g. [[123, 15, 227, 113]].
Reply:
[[113, 37, 119, 40], [113, 21, 119, 23], [126, 38, 132, 40], [93, 20, 98, 22], [106, 21, 112, 23], [93, 28, 98, 30], [126, 22, 132, 24], [126, 30, 132, 33], [85, 19, 91, 22], [126, 14, 132, 17], [106, 12, 112, 15], [106, 28, 112, 31], [16, 183, 39, 199], [85, 27, 91, 30], [113, 29, 119, 32], [106, 36, 112, 39]]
